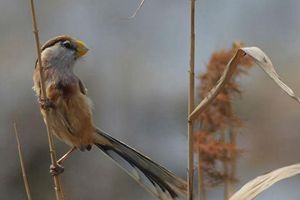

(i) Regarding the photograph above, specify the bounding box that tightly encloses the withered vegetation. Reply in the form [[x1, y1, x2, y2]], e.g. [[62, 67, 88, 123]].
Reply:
[[195, 42, 254, 187]]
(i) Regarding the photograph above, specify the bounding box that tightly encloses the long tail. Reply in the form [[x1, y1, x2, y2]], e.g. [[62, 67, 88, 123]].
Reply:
[[94, 128, 187, 200]]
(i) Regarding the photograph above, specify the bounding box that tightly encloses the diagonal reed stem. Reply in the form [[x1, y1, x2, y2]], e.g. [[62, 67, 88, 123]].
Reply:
[[28, 0, 64, 199], [13, 122, 32, 200], [128, 0, 145, 19]]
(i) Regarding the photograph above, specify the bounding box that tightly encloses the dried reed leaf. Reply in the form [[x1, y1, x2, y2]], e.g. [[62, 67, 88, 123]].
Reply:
[[230, 163, 300, 200], [189, 47, 300, 121], [242, 47, 300, 103]]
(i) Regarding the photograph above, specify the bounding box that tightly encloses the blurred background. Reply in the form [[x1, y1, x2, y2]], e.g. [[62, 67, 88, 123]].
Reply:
[[1, 0, 300, 199]]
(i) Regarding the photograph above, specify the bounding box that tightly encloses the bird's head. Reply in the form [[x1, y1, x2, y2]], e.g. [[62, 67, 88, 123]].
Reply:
[[39, 35, 89, 69]]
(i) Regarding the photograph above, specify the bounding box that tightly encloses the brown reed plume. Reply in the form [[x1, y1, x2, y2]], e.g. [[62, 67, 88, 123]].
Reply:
[[195, 42, 254, 199]]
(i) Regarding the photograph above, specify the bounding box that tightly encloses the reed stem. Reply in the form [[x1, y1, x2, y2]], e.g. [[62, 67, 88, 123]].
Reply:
[[29, 0, 64, 199], [188, 0, 196, 199], [13, 122, 32, 200]]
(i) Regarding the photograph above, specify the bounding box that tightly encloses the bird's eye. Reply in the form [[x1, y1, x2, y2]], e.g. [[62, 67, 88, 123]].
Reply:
[[62, 41, 72, 49]]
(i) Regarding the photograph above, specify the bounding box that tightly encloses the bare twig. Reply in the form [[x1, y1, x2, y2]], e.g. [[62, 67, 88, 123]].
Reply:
[[29, 0, 64, 199], [13, 122, 32, 200], [128, 0, 146, 19], [188, 0, 196, 199]]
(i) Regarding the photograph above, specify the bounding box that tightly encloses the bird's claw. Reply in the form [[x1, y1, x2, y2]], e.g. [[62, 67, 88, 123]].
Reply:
[[49, 164, 64, 176], [38, 97, 55, 110]]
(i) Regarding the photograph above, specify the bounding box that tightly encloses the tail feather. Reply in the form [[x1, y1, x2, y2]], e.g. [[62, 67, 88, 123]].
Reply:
[[94, 128, 187, 200]]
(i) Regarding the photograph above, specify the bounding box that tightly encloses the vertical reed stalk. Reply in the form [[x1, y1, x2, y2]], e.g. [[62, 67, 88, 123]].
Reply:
[[29, 0, 64, 199], [221, 131, 229, 200], [229, 129, 237, 197], [13, 122, 32, 200], [188, 0, 196, 199], [198, 121, 204, 200], [224, 167, 230, 200], [197, 151, 203, 200]]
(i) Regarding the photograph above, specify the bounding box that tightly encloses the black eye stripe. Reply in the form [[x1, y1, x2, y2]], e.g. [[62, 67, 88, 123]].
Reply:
[[61, 40, 76, 50]]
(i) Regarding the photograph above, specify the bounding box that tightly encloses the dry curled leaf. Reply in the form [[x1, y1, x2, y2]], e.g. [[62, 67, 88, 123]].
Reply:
[[242, 47, 300, 103], [230, 163, 300, 200], [190, 47, 300, 121]]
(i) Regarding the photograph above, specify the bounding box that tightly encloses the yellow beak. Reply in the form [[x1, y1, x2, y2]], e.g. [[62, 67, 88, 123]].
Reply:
[[75, 40, 89, 58]]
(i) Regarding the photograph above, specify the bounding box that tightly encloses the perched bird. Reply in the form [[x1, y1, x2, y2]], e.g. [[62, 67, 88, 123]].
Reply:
[[33, 35, 187, 200]]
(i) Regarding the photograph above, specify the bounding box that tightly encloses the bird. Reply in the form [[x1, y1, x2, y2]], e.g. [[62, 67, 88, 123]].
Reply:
[[33, 35, 187, 200]]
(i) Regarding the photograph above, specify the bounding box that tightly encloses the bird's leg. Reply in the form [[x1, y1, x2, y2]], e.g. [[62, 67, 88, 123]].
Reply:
[[57, 147, 77, 165], [38, 97, 56, 110], [50, 147, 76, 176]]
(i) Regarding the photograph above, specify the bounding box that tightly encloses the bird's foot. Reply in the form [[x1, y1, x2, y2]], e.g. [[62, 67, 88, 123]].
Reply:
[[38, 97, 55, 110], [49, 164, 64, 176]]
